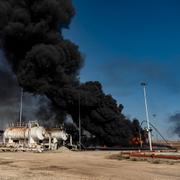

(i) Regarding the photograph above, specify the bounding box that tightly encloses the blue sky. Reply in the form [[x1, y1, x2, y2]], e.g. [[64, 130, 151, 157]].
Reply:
[[63, 0, 180, 139]]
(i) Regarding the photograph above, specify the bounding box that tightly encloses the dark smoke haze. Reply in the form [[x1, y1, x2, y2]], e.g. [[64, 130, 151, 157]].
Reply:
[[0, 52, 18, 104], [0, 51, 19, 127], [0, 51, 51, 128], [0, 0, 143, 146], [100, 59, 180, 96], [169, 113, 180, 137]]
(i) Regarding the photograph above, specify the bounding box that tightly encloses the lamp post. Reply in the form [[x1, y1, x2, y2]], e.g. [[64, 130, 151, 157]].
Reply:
[[140, 82, 152, 151]]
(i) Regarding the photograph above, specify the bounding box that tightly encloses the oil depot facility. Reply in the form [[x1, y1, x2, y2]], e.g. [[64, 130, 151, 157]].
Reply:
[[0, 121, 71, 152]]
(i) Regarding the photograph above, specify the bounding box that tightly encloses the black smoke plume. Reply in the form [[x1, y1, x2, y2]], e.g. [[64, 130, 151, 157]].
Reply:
[[169, 113, 180, 137], [0, 0, 141, 146], [0, 65, 18, 104]]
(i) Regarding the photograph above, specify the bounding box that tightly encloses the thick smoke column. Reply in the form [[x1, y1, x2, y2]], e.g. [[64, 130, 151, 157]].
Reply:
[[0, 0, 138, 146]]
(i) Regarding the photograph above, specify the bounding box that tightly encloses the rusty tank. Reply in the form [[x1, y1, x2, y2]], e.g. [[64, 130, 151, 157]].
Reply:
[[3, 123, 46, 141], [45, 128, 68, 141]]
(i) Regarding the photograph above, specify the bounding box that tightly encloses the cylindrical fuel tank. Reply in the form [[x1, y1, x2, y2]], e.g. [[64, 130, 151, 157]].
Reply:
[[30, 126, 46, 140], [4, 126, 46, 140], [45, 128, 68, 141], [3, 127, 28, 140]]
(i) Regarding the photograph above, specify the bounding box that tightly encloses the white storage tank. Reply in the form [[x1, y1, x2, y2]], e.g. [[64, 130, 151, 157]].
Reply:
[[3, 122, 46, 146], [30, 126, 46, 141], [45, 128, 68, 141], [4, 127, 28, 140]]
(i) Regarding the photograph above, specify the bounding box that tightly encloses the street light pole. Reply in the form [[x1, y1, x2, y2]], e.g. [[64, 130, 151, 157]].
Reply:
[[141, 82, 152, 151]]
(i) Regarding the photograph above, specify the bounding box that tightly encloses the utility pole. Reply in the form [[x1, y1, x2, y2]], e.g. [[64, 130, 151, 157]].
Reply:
[[141, 82, 152, 151], [19, 88, 23, 127], [78, 92, 81, 150]]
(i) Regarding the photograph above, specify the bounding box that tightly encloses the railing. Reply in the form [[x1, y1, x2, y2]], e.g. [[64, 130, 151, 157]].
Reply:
[[8, 122, 27, 127]]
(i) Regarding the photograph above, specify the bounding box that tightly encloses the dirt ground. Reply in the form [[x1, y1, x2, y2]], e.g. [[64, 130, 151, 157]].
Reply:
[[0, 150, 179, 180]]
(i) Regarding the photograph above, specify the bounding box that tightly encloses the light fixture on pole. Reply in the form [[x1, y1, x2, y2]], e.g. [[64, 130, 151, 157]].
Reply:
[[140, 82, 152, 151]]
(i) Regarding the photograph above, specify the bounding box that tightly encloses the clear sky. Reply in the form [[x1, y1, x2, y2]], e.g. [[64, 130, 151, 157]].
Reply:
[[63, 0, 180, 139]]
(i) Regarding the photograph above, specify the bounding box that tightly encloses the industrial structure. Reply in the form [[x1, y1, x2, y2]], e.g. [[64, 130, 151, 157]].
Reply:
[[2, 121, 69, 152]]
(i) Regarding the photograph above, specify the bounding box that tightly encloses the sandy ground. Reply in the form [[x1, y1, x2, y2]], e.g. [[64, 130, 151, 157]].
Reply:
[[0, 150, 179, 180]]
